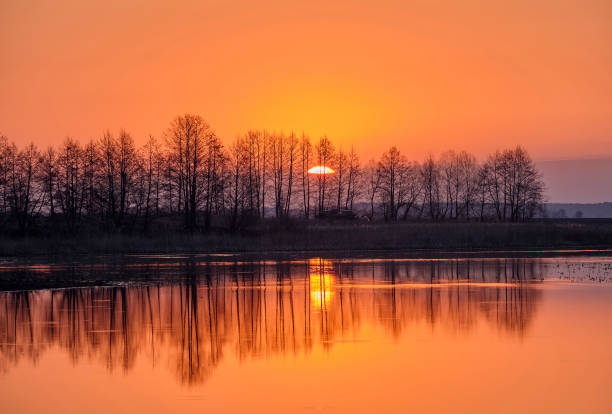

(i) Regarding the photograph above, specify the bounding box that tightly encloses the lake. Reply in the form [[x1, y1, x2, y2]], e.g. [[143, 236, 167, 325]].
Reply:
[[1, 253, 612, 413]]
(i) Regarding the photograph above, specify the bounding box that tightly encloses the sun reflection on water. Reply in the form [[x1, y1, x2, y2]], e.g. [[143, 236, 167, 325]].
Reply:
[[309, 259, 335, 309]]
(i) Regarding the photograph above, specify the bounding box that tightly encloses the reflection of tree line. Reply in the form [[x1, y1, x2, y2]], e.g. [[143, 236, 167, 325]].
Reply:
[[0, 259, 542, 384]]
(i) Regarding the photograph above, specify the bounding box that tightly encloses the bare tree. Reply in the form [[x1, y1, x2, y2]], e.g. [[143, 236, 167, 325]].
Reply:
[[141, 135, 161, 230], [299, 133, 312, 218], [399, 160, 422, 220], [482, 150, 507, 221], [506, 146, 544, 221], [334, 148, 347, 211], [457, 151, 478, 220], [269, 132, 284, 218], [98, 131, 118, 223], [440, 151, 459, 219], [344, 147, 361, 211], [82, 140, 98, 218], [0, 135, 10, 219], [6, 143, 42, 233], [203, 128, 225, 230], [284, 132, 298, 216], [56, 138, 84, 232], [378, 146, 407, 221], [420, 155, 444, 221], [40, 146, 57, 217], [476, 163, 489, 221], [481, 147, 544, 221], [315, 136, 334, 216], [166, 114, 218, 230], [117, 130, 137, 224], [364, 159, 381, 221], [439, 150, 478, 220], [227, 137, 246, 231], [244, 130, 261, 215]]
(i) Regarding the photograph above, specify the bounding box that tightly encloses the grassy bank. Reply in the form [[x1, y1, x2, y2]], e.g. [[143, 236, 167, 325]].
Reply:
[[1, 221, 612, 257]]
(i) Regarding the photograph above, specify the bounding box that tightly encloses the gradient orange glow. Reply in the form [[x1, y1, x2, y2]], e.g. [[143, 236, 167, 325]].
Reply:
[[1, 0, 611, 161]]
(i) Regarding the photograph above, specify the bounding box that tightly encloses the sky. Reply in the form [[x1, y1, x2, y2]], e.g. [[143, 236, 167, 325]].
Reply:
[[1, 0, 611, 200], [539, 157, 612, 203]]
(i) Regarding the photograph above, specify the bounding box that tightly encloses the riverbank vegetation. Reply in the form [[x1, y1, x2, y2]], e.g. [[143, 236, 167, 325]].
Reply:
[[1, 221, 611, 257], [0, 113, 546, 240]]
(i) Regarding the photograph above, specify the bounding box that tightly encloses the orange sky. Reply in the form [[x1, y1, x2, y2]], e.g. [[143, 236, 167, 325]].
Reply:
[[1, 0, 611, 161]]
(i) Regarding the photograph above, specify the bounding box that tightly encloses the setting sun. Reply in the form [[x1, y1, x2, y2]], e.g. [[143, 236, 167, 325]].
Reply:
[[308, 166, 335, 175]]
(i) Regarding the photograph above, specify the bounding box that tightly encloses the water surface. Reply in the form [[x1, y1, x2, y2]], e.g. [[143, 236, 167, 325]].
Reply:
[[1, 255, 611, 413]]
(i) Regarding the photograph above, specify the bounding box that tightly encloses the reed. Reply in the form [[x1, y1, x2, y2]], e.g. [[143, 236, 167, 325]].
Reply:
[[1, 220, 611, 257]]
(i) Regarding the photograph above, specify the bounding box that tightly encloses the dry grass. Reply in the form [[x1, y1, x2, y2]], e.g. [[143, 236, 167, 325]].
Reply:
[[1, 221, 612, 257]]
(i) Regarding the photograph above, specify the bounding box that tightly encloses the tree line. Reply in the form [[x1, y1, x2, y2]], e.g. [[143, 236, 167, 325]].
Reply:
[[0, 113, 545, 235]]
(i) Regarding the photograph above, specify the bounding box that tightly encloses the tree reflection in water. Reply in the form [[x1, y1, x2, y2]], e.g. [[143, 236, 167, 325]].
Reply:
[[0, 258, 543, 384]]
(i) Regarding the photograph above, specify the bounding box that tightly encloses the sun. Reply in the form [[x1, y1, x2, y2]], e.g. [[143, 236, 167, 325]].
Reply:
[[307, 166, 335, 175]]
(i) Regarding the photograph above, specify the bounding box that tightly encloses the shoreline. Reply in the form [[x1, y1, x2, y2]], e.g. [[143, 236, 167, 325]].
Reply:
[[2, 245, 612, 292]]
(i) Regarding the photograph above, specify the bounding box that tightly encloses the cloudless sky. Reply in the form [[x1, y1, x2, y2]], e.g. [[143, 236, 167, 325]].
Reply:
[[1, 0, 611, 163]]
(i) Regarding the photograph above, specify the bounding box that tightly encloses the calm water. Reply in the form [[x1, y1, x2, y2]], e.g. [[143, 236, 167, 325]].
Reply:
[[1, 254, 612, 413]]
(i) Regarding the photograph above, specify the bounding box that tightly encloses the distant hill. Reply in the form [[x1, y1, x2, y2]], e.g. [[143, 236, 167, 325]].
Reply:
[[543, 202, 612, 218]]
